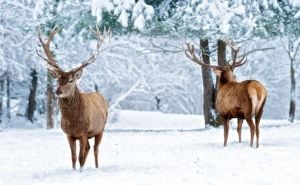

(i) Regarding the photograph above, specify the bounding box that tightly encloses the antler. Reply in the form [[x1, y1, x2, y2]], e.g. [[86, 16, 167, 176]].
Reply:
[[228, 44, 247, 70], [69, 26, 111, 73], [37, 25, 63, 77], [184, 42, 220, 69]]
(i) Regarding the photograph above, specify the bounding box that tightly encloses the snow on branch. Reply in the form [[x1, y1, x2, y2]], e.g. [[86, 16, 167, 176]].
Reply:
[[109, 79, 141, 111], [90, 0, 154, 31]]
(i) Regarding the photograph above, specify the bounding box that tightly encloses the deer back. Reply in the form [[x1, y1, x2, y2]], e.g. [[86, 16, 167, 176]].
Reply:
[[184, 42, 267, 119], [216, 80, 267, 119]]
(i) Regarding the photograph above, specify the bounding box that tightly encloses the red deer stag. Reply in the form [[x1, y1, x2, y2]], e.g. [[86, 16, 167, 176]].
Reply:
[[184, 42, 267, 148], [37, 26, 110, 171]]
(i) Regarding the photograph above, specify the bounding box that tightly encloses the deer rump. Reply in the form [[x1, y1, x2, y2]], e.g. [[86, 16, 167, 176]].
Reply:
[[216, 80, 267, 119], [59, 92, 108, 138]]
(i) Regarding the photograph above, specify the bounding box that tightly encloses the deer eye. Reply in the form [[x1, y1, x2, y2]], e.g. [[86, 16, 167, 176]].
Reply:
[[68, 79, 73, 83]]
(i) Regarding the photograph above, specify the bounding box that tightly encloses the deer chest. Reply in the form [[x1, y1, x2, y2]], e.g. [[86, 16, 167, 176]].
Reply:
[[60, 113, 89, 137]]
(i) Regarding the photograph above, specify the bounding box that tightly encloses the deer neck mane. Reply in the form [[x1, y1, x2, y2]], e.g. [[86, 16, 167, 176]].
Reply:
[[58, 87, 83, 116], [217, 79, 237, 90]]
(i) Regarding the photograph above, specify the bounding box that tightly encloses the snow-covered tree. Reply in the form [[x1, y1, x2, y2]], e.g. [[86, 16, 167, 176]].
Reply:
[[0, 0, 44, 124], [254, 0, 300, 122], [1, 0, 300, 129], [91, 0, 154, 32]]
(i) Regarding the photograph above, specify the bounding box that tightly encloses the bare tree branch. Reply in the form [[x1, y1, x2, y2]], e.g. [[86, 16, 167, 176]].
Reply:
[[245, 47, 276, 56], [109, 79, 141, 111], [292, 39, 300, 60], [225, 47, 275, 63], [280, 37, 292, 60]]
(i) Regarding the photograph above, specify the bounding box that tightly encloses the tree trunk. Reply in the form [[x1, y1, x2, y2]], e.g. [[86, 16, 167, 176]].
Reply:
[[217, 40, 227, 66], [47, 71, 55, 129], [200, 39, 218, 127], [0, 78, 4, 123], [213, 39, 227, 127], [6, 75, 10, 119], [217, 39, 227, 89], [155, 96, 160, 111], [94, 83, 99, 92], [26, 69, 38, 123], [289, 58, 296, 123]]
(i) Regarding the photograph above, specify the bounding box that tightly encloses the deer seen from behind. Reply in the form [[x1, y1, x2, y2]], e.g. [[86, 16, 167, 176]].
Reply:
[[37, 26, 111, 171], [185, 42, 267, 148]]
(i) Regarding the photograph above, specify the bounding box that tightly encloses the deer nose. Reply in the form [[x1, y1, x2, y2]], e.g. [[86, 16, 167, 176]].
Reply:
[[55, 88, 62, 95]]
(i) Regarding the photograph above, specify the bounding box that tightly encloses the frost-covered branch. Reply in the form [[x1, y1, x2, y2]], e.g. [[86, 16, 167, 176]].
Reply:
[[292, 38, 300, 60], [109, 79, 141, 111], [138, 38, 184, 55], [245, 47, 276, 56]]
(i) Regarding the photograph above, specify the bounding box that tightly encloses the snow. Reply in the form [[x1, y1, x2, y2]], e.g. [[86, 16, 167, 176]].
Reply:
[[117, 9, 128, 27], [272, 0, 280, 9], [132, 0, 145, 19], [91, 0, 114, 22], [262, 0, 269, 9], [1, 110, 300, 185], [32, 0, 44, 21], [290, 0, 300, 7], [90, 0, 153, 29], [107, 110, 204, 131], [133, 14, 145, 31], [144, 4, 154, 20], [295, 10, 300, 18]]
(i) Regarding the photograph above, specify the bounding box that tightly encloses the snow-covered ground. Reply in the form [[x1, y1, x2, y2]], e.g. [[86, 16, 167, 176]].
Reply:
[[1, 110, 300, 185]]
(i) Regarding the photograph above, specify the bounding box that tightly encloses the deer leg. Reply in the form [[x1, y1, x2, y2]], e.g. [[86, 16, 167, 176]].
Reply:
[[78, 135, 88, 172], [237, 119, 243, 143], [67, 136, 76, 170], [223, 118, 230, 147], [82, 140, 90, 165], [255, 108, 264, 148], [246, 118, 255, 147], [255, 118, 260, 148], [94, 132, 104, 168]]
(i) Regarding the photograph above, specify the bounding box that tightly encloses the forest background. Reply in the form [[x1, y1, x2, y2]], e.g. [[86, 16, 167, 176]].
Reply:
[[0, 0, 299, 129]]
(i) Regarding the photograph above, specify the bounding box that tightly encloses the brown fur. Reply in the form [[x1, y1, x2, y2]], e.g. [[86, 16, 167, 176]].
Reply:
[[59, 90, 108, 138], [37, 26, 110, 171], [214, 67, 267, 148], [57, 73, 108, 170], [184, 42, 267, 148]]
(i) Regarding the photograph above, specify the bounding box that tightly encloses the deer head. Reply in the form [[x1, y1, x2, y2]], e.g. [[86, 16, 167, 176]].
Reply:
[[37, 26, 111, 98], [184, 42, 247, 87]]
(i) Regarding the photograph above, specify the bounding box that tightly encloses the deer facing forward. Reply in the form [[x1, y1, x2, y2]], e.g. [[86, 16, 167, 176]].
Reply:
[[185, 43, 267, 148], [37, 26, 110, 171]]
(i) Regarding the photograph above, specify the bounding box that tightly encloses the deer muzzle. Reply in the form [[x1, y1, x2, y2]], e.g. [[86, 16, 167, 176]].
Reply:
[[55, 88, 63, 96]]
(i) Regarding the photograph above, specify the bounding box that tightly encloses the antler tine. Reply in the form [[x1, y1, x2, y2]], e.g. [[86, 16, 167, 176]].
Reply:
[[47, 25, 62, 45], [228, 44, 247, 70], [228, 44, 239, 64], [184, 43, 199, 63], [184, 42, 219, 68], [36, 46, 48, 62], [233, 55, 247, 68], [37, 26, 63, 73], [70, 25, 111, 73]]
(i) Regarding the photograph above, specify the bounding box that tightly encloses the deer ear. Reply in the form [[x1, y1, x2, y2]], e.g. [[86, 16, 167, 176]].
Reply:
[[212, 67, 222, 77], [74, 70, 82, 79]]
